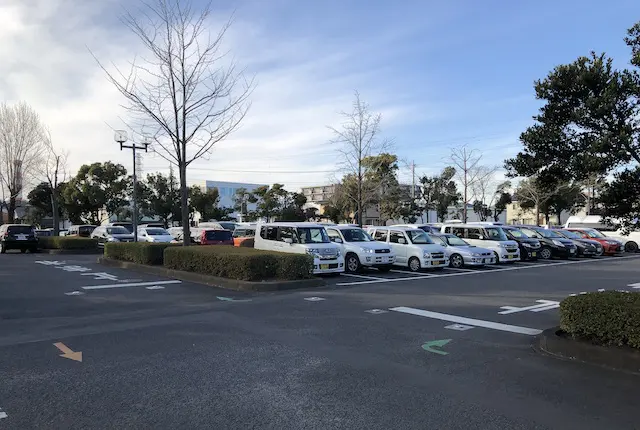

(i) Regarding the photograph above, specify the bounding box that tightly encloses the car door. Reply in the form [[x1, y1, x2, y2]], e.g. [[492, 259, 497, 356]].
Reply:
[[389, 230, 408, 264]]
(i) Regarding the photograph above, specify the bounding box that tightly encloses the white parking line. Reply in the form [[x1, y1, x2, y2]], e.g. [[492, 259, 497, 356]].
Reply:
[[389, 270, 428, 276], [336, 255, 640, 286], [442, 267, 474, 272], [82, 280, 182, 290], [0, 408, 6, 419], [390, 307, 543, 336], [341, 273, 385, 280]]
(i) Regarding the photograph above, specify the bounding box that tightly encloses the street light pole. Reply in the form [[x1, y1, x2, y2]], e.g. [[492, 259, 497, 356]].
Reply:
[[114, 131, 150, 242]]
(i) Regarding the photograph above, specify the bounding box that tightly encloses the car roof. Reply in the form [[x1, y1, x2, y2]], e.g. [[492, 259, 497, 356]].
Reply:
[[257, 222, 327, 227], [330, 225, 363, 230], [369, 226, 423, 232]]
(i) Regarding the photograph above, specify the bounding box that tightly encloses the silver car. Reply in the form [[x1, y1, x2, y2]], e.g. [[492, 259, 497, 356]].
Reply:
[[429, 233, 496, 268]]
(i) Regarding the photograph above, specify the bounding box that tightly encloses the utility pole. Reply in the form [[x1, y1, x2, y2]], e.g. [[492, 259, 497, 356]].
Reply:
[[411, 161, 416, 200], [114, 131, 150, 242]]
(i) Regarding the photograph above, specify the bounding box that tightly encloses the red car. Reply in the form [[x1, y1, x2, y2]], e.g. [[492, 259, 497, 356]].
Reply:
[[200, 229, 233, 246], [566, 228, 624, 255]]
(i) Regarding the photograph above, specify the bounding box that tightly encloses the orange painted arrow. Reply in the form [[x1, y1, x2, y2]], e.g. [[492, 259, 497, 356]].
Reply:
[[53, 342, 83, 362]]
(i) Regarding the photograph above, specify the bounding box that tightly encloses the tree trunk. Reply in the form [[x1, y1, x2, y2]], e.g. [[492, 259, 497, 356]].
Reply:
[[51, 192, 60, 235], [8, 196, 16, 223], [557, 212, 562, 226], [179, 163, 190, 246], [535, 206, 540, 226]]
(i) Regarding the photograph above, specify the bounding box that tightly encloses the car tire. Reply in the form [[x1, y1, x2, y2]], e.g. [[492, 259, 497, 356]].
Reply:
[[493, 251, 500, 263], [408, 257, 421, 272], [595, 248, 604, 257], [539, 246, 552, 260], [378, 265, 393, 272], [449, 253, 464, 268], [345, 253, 361, 273], [625, 241, 638, 253]]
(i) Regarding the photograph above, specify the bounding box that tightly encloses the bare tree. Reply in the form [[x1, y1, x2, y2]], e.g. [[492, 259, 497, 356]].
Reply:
[[0, 102, 49, 223], [43, 130, 68, 235], [329, 91, 391, 226], [514, 176, 560, 226], [471, 165, 500, 206], [449, 145, 496, 222], [95, 0, 253, 245]]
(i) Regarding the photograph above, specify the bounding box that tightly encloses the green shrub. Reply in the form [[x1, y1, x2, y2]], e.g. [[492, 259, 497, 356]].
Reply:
[[38, 236, 99, 250], [105, 242, 178, 265], [163, 246, 314, 281], [560, 291, 640, 349]]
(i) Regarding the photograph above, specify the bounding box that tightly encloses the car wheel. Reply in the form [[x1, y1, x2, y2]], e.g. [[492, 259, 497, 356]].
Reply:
[[539, 246, 552, 259], [449, 253, 464, 268], [408, 257, 421, 272], [625, 241, 638, 253], [345, 253, 361, 273], [493, 251, 500, 263], [378, 265, 393, 272], [0, 243, 5, 254], [595, 247, 604, 257]]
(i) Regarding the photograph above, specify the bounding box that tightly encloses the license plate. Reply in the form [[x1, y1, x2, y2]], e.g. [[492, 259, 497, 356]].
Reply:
[[483, 258, 490, 264], [507, 255, 514, 259], [16, 234, 27, 241], [320, 264, 329, 269], [570, 249, 575, 253], [531, 252, 537, 257]]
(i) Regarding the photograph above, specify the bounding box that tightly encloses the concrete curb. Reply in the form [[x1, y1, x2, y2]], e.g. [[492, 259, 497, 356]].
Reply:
[[98, 257, 328, 292], [39, 249, 103, 255], [537, 327, 640, 374]]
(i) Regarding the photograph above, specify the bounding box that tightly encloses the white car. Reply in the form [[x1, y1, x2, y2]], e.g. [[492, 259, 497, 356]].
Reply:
[[440, 223, 520, 263], [429, 233, 495, 268], [325, 225, 395, 272], [367, 226, 447, 272], [138, 227, 174, 243]]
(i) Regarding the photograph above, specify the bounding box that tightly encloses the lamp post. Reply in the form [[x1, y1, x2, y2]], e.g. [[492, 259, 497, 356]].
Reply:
[[114, 131, 150, 242]]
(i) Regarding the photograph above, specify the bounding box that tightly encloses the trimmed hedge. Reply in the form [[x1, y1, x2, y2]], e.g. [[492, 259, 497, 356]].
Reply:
[[560, 291, 640, 349], [163, 246, 314, 281], [38, 236, 99, 250], [105, 242, 177, 265]]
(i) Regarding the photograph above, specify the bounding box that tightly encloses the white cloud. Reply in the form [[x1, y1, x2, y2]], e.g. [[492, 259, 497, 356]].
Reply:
[[1, 0, 435, 194]]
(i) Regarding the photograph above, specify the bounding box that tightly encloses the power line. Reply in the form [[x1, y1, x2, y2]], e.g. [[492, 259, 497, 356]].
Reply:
[[143, 166, 336, 174]]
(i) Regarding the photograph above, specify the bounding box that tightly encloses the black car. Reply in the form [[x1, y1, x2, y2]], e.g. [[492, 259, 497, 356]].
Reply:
[[501, 226, 541, 260], [0, 224, 38, 253], [554, 229, 602, 257], [517, 226, 577, 259]]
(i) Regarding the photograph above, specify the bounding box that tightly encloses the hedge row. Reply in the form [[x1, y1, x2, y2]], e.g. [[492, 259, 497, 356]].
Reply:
[[104, 242, 177, 265], [164, 246, 314, 281], [560, 291, 640, 349], [38, 237, 99, 250]]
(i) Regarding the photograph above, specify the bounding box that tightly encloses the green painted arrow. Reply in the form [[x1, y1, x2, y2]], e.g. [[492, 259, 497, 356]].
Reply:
[[216, 296, 252, 302], [422, 339, 451, 355]]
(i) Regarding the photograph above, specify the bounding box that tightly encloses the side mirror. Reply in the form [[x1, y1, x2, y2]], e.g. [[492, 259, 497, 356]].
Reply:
[[283, 238, 293, 244], [478, 235, 484, 240], [333, 238, 343, 244], [398, 238, 406, 244]]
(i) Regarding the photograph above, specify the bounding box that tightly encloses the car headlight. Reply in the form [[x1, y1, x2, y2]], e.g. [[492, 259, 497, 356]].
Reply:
[[360, 247, 375, 254], [606, 240, 619, 245], [336, 250, 341, 257], [552, 240, 565, 247], [498, 243, 509, 248], [107, 237, 119, 242], [423, 252, 431, 258], [522, 242, 531, 247], [471, 252, 481, 257]]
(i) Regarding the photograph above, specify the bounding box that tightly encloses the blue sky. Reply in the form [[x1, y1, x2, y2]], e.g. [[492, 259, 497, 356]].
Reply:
[[2, 0, 640, 191]]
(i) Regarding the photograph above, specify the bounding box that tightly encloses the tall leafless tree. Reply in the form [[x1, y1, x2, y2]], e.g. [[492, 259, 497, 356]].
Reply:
[[329, 91, 392, 226], [0, 102, 49, 223], [449, 145, 496, 223], [514, 176, 560, 226], [42, 130, 68, 235], [95, 0, 254, 244]]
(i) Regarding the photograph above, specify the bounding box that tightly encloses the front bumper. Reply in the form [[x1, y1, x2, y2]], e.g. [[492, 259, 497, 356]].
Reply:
[[552, 246, 577, 258], [463, 255, 495, 266], [313, 257, 345, 274], [497, 251, 520, 262], [422, 257, 448, 268], [360, 254, 395, 267], [603, 243, 624, 255], [521, 246, 539, 260]]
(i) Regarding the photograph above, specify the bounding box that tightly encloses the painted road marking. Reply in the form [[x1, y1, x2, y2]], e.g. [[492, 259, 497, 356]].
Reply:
[[81, 272, 119, 281], [629, 283, 640, 288], [365, 309, 389, 314], [341, 273, 385, 280], [390, 307, 543, 336], [53, 342, 83, 362], [445, 323, 474, 331], [498, 299, 560, 315], [82, 280, 181, 290], [0, 408, 6, 419], [216, 296, 252, 302], [304, 297, 326, 301], [337, 255, 640, 286], [422, 339, 451, 355], [65, 291, 85, 296], [389, 270, 429, 276], [146, 286, 165, 290], [442, 267, 474, 272]]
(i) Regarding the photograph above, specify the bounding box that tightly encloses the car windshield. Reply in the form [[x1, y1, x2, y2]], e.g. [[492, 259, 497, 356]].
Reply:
[[585, 229, 606, 238], [560, 230, 581, 239], [7, 225, 34, 234], [430, 236, 446, 246], [341, 228, 372, 242], [218, 222, 236, 231], [445, 235, 469, 246], [408, 230, 434, 244], [107, 227, 129, 235], [539, 229, 563, 238], [297, 227, 330, 244], [486, 227, 508, 241], [205, 230, 232, 241], [506, 228, 527, 238], [146, 228, 169, 235], [113, 224, 133, 233]]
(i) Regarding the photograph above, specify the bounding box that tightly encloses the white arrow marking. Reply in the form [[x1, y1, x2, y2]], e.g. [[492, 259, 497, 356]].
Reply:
[[304, 297, 326, 301], [628, 283, 640, 288], [0, 408, 7, 419], [145, 286, 165, 290], [64, 291, 85, 296]]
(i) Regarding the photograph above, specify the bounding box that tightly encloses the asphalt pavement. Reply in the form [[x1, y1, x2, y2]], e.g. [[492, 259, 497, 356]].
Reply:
[[1, 252, 640, 429]]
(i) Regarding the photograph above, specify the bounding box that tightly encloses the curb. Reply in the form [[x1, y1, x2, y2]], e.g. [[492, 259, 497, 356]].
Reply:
[[39, 249, 103, 255], [97, 257, 327, 292], [536, 327, 640, 374]]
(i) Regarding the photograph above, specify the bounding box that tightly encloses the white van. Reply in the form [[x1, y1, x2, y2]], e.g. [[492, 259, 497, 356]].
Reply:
[[254, 222, 345, 275], [564, 215, 639, 253], [366, 226, 447, 272], [440, 224, 520, 263], [325, 225, 395, 272]]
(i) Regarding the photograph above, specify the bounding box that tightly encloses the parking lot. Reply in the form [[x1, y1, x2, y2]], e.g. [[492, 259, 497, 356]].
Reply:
[[1, 252, 640, 429]]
